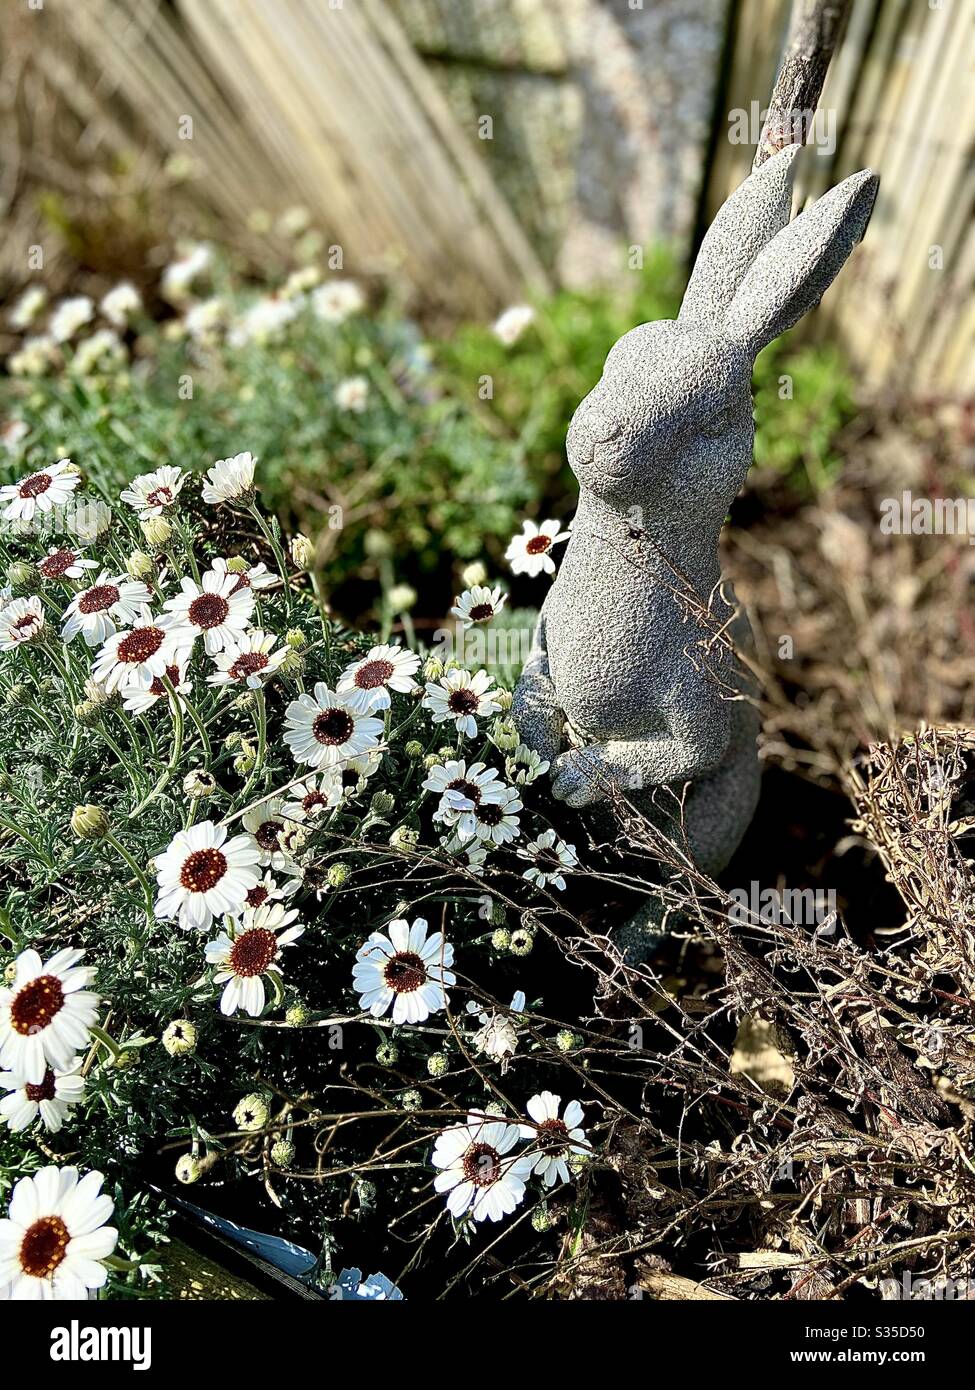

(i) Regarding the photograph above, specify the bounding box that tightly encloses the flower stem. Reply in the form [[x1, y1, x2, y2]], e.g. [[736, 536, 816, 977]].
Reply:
[[105, 831, 155, 925]]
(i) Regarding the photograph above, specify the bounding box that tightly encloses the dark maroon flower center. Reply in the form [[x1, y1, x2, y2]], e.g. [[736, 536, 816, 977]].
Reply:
[[354, 658, 394, 690], [78, 583, 120, 615], [477, 803, 505, 826], [302, 791, 329, 814], [313, 708, 354, 746], [255, 820, 283, 852], [19, 1215, 70, 1278], [228, 927, 277, 977], [229, 651, 268, 681], [13, 613, 39, 634], [148, 663, 181, 697], [179, 847, 227, 893], [536, 1117, 570, 1153], [447, 778, 480, 804], [447, 689, 479, 715], [382, 951, 426, 994], [145, 486, 174, 508], [117, 626, 164, 664], [245, 885, 269, 907], [525, 535, 551, 555], [25, 1070, 57, 1102], [39, 549, 77, 579], [11, 975, 64, 1036], [463, 1142, 501, 1187], [18, 472, 53, 499], [188, 593, 230, 630], [468, 603, 494, 621]]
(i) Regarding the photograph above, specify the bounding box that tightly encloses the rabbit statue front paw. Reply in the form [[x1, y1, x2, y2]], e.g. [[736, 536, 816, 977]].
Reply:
[[550, 746, 617, 807]]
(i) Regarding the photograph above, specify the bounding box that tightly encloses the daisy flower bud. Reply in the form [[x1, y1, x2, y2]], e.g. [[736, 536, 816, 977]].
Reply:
[[224, 555, 250, 573], [427, 1052, 449, 1077], [422, 656, 444, 681], [509, 928, 534, 956], [162, 1019, 197, 1056], [404, 740, 424, 760], [290, 533, 315, 570], [234, 749, 257, 775], [183, 769, 217, 799], [83, 678, 110, 705], [141, 515, 172, 548], [271, 1139, 295, 1167], [400, 1089, 422, 1112], [5, 682, 29, 708], [490, 717, 520, 752], [461, 561, 487, 588], [389, 825, 418, 851], [491, 927, 512, 951], [6, 560, 37, 590], [126, 550, 154, 580], [387, 583, 416, 612], [555, 1029, 580, 1052], [73, 700, 99, 724], [531, 1207, 554, 1233], [278, 647, 304, 677], [370, 790, 395, 818], [176, 1154, 202, 1184], [375, 1041, 399, 1066], [285, 1001, 310, 1026], [233, 1093, 269, 1132], [285, 628, 307, 650], [364, 528, 392, 559], [489, 902, 507, 927], [495, 688, 514, 712], [327, 862, 351, 888], [223, 731, 245, 752], [71, 803, 109, 840], [423, 753, 444, 771]]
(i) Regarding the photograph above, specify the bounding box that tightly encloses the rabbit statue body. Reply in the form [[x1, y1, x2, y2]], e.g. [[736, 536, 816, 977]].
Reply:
[[512, 146, 879, 935]]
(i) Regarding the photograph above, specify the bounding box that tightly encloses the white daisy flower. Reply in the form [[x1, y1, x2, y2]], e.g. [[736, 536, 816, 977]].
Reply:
[[119, 465, 185, 519], [161, 242, 211, 302], [61, 572, 153, 647], [517, 829, 578, 891], [154, 820, 262, 932], [201, 451, 257, 506], [37, 546, 98, 583], [48, 295, 94, 344], [120, 658, 191, 716], [337, 643, 420, 711], [208, 555, 274, 593], [492, 304, 535, 346], [468, 990, 527, 1064], [70, 329, 125, 377], [423, 759, 505, 839], [91, 604, 189, 693], [9, 334, 59, 377], [0, 1166, 117, 1300], [469, 784, 522, 845], [335, 749, 384, 798], [284, 683, 383, 770], [422, 667, 500, 739], [8, 285, 46, 330], [0, 948, 99, 1086], [208, 628, 288, 688], [450, 584, 507, 628], [0, 595, 45, 650], [334, 376, 369, 412], [505, 519, 570, 577], [506, 743, 551, 785], [311, 279, 364, 323], [100, 282, 141, 328], [242, 871, 298, 912], [519, 1092, 588, 1187], [283, 772, 343, 824], [205, 903, 304, 1018], [432, 1112, 534, 1223], [352, 918, 454, 1025], [227, 294, 299, 347], [0, 458, 78, 522], [242, 798, 303, 871], [182, 296, 225, 340], [162, 571, 255, 656], [0, 1059, 85, 1134]]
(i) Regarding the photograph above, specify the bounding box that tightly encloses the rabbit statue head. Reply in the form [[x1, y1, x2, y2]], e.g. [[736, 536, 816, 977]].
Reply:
[[513, 146, 878, 952], [565, 145, 878, 547]]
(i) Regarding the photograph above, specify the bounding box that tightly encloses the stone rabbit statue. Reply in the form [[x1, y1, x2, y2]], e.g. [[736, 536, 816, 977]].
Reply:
[[512, 146, 879, 949]]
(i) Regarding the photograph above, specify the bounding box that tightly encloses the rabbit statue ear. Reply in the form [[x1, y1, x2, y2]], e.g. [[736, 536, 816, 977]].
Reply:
[[679, 144, 802, 327], [722, 168, 879, 357]]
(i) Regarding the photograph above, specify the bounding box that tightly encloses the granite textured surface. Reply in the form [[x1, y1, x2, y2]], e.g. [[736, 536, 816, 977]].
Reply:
[[513, 146, 879, 948]]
